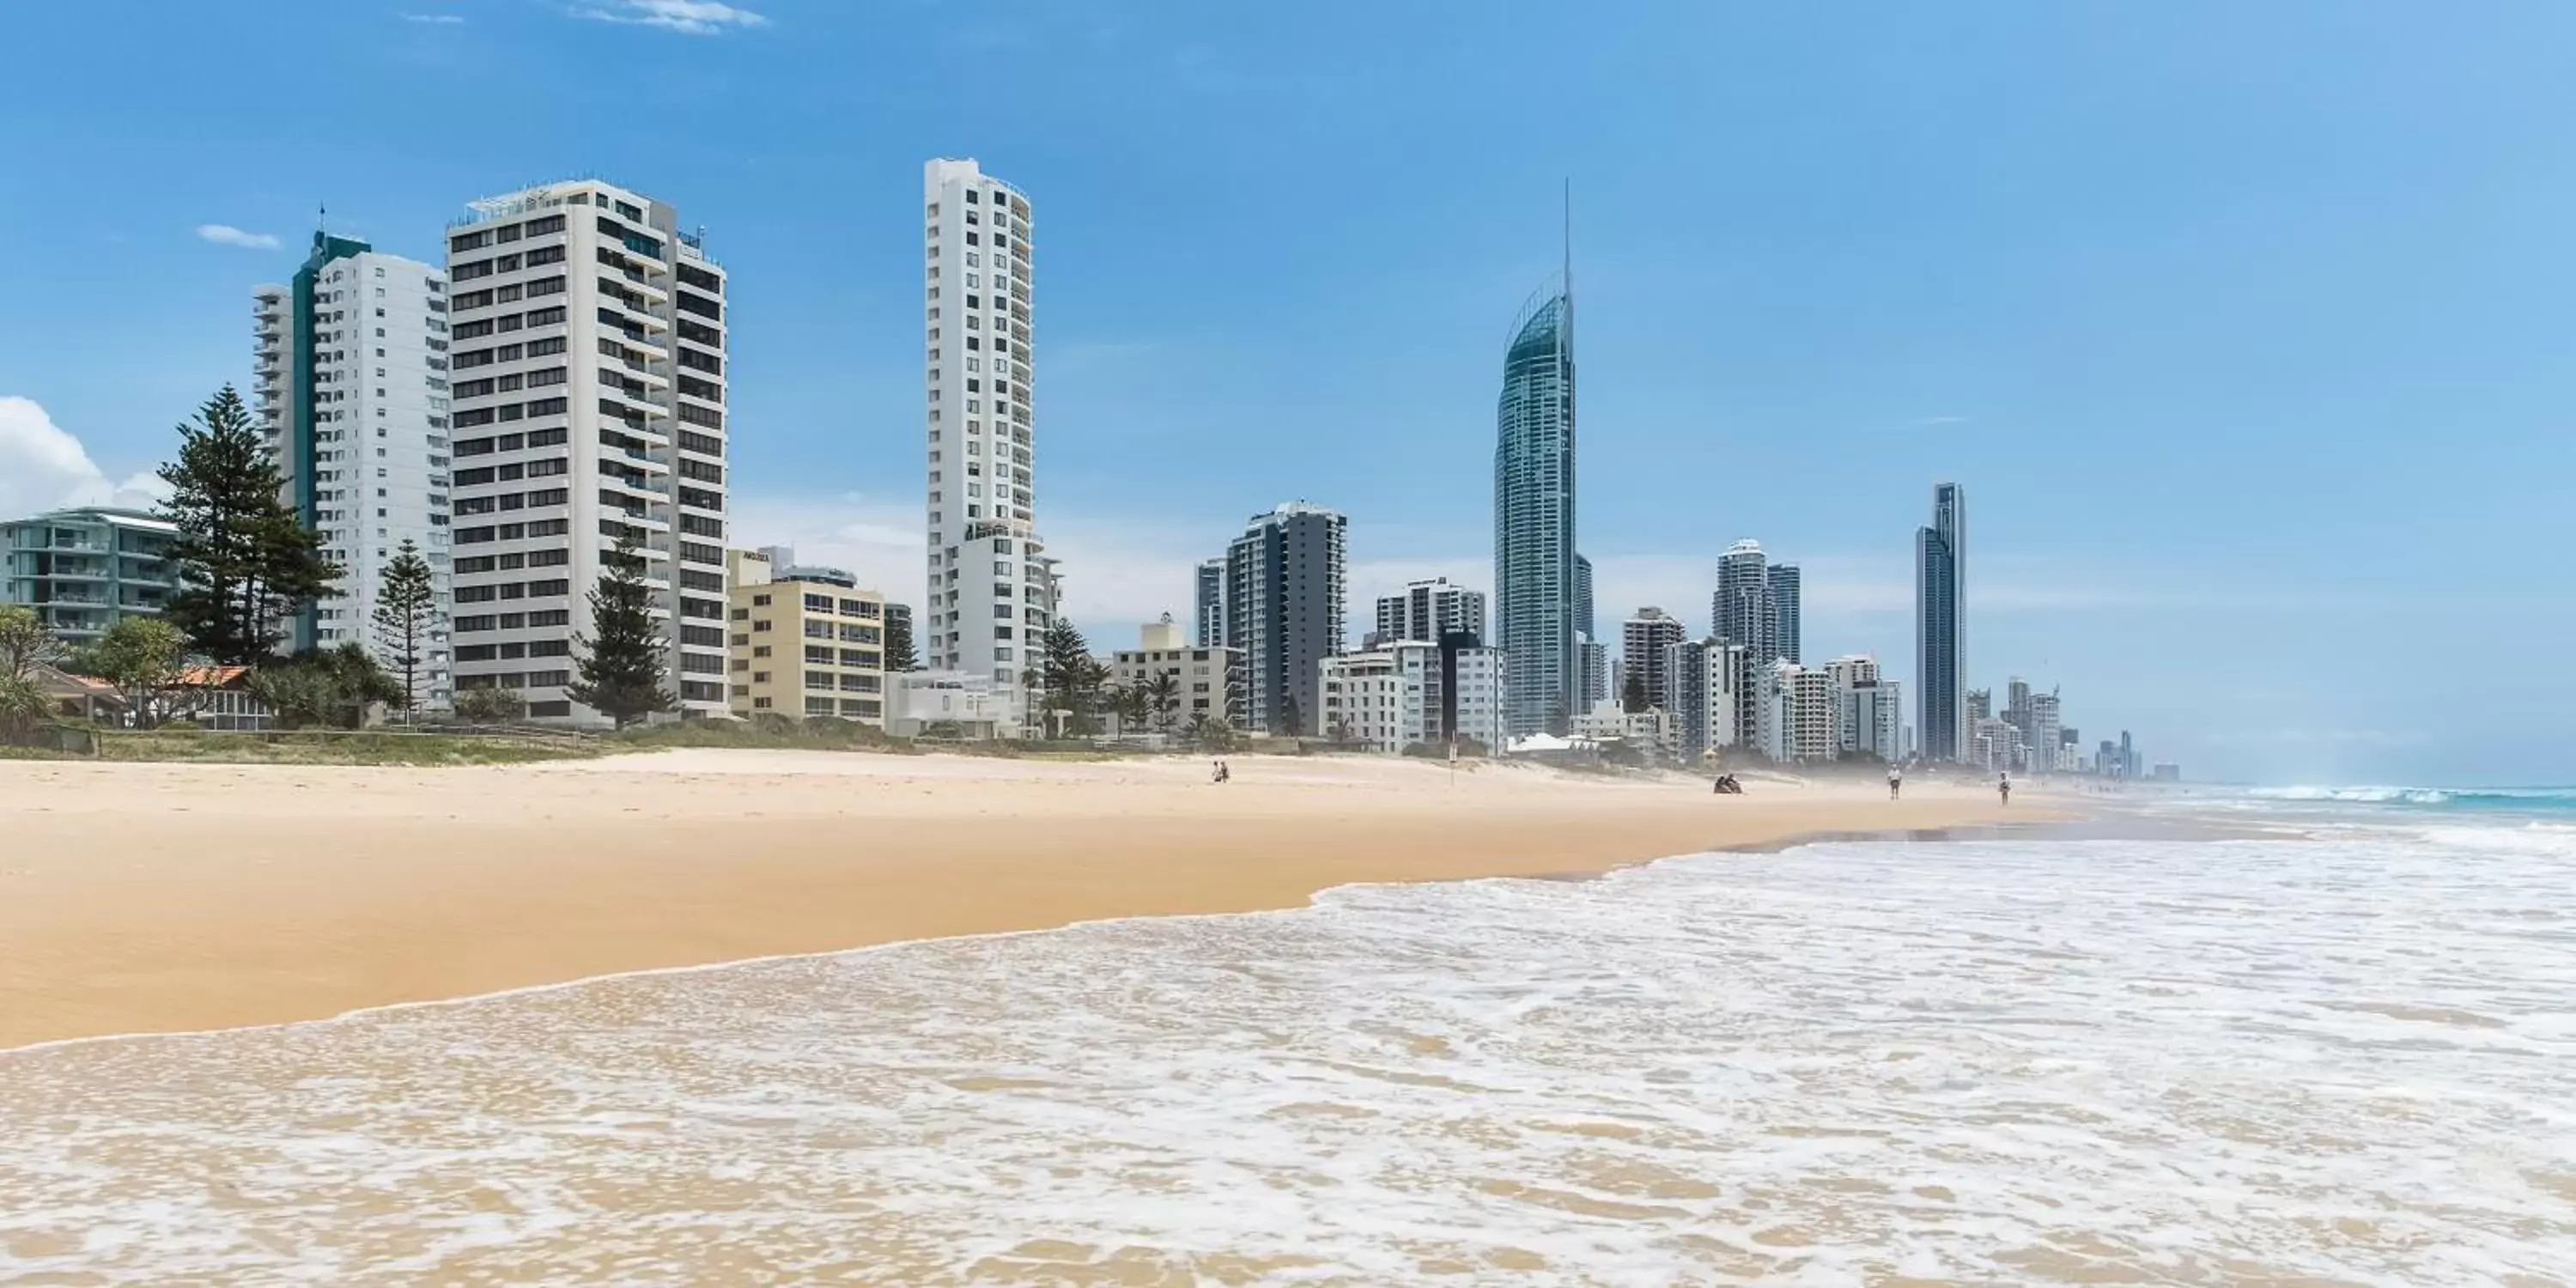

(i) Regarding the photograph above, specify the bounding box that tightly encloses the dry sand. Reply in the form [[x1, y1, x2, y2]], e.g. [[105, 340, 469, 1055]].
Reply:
[[0, 750, 2028, 1049]]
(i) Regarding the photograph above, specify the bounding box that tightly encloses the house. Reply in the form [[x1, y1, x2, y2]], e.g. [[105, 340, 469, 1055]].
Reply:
[[173, 665, 276, 732], [31, 665, 128, 723]]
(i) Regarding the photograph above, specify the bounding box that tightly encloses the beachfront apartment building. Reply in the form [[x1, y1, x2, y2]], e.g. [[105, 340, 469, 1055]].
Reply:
[[440, 179, 732, 726], [253, 233, 453, 704], [1316, 639, 1507, 754], [1767, 563, 1801, 665], [1826, 653, 1904, 762], [1664, 636, 1745, 762], [1110, 616, 1243, 734], [0, 507, 179, 644], [1755, 659, 1839, 763], [726, 548, 887, 722], [923, 158, 1052, 735], [1714, 539, 1772, 670], [1371, 577, 1486, 650], [2026, 690, 2063, 773], [1224, 501, 1347, 736], [1620, 606, 1686, 710], [1194, 558, 1225, 647]]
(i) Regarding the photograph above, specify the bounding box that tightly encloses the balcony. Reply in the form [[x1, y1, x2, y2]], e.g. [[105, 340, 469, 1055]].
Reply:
[[617, 355, 671, 389], [621, 267, 670, 304]]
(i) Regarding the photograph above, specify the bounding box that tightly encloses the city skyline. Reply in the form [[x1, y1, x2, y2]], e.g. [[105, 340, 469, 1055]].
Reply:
[[3, 3, 2570, 781]]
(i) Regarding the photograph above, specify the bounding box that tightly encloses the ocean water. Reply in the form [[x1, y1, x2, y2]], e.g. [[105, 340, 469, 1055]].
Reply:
[[4, 817, 2575, 1285]]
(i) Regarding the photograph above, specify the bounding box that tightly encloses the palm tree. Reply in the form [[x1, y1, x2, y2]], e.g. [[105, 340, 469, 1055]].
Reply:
[[1144, 669, 1182, 735]]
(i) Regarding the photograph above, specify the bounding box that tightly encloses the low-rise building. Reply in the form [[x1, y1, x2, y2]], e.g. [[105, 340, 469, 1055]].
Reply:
[[1315, 638, 1507, 754], [1, 507, 179, 645], [1109, 614, 1243, 735], [888, 669, 1021, 739], [726, 548, 887, 723], [1572, 697, 1676, 758]]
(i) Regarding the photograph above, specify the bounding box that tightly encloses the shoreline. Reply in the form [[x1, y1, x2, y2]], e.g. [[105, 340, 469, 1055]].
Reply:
[[1, 750, 2050, 1050]]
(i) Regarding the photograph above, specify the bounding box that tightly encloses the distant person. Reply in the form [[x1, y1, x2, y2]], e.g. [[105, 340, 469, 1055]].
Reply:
[[1888, 766, 1902, 800], [1998, 773, 2012, 806]]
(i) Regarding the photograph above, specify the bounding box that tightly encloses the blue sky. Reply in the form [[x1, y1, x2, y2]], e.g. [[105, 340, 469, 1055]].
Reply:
[[3, 0, 2572, 784]]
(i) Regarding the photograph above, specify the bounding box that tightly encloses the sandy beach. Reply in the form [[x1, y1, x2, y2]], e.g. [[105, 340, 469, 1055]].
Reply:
[[0, 750, 2022, 1049]]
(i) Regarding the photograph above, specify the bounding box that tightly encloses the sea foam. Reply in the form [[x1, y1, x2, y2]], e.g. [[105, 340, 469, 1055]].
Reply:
[[3, 825, 2573, 1285]]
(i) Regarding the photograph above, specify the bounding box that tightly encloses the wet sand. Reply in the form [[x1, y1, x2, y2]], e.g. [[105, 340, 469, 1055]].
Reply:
[[0, 750, 2032, 1049]]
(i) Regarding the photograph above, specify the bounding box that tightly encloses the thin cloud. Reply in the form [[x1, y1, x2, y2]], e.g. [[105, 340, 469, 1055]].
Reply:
[[1912, 415, 1971, 428], [195, 224, 280, 250], [577, 0, 768, 34], [403, 12, 466, 22]]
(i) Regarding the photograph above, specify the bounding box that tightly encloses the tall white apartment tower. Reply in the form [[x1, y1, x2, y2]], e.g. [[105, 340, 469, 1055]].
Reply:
[[440, 180, 732, 726], [924, 158, 1053, 701], [252, 233, 454, 706]]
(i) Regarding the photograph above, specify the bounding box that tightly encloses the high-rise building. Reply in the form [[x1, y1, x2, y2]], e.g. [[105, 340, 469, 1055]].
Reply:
[[1756, 659, 1838, 763], [1375, 577, 1487, 647], [1713, 539, 1771, 664], [1967, 688, 1993, 723], [1826, 654, 1904, 762], [2027, 690, 2063, 773], [1665, 636, 1745, 760], [0, 507, 178, 645], [442, 179, 731, 724], [884, 601, 916, 671], [1766, 564, 1801, 665], [1493, 240, 1577, 738], [1574, 552, 1594, 641], [923, 158, 1052, 712], [253, 232, 453, 701], [2119, 729, 2136, 779], [1577, 634, 1609, 712], [1619, 606, 1686, 710], [1916, 482, 1966, 761], [2003, 676, 2032, 738], [1224, 501, 1346, 735], [1193, 557, 1225, 647]]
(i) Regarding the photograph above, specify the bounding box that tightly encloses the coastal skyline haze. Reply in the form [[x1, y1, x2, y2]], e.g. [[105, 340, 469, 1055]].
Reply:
[[2, 1, 2570, 783]]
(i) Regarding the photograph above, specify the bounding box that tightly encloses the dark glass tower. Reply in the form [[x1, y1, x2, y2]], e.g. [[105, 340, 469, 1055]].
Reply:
[[1916, 482, 1966, 761]]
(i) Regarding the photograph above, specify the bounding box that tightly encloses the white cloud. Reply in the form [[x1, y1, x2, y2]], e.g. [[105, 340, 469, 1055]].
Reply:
[[195, 224, 280, 250], [403, 11, 466, 22], [577, 0, 767, 34], [0, 397, 168, 519]]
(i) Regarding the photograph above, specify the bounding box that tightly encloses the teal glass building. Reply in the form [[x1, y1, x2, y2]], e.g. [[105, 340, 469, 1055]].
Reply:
[[1492, 280, 1577, 737]]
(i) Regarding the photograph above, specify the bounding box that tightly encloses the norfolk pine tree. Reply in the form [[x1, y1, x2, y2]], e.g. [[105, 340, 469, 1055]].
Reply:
[[370, 539, 439, 721], [567, 539, 674, 728], [156, 386, 337, 664]]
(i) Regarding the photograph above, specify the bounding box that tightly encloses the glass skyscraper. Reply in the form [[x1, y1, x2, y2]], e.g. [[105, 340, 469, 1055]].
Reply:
[[1493, 278, 1577, 737], [1916, 482, 1967, 761]]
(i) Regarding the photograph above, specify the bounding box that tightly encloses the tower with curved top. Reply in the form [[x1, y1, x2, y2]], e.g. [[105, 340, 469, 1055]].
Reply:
[[1492, 276, 1577, 737]]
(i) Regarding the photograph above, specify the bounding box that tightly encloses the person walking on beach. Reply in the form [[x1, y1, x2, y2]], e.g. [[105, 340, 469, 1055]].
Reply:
[[1888, 766, 1902, 800], [1998, 772, 2012, 806]]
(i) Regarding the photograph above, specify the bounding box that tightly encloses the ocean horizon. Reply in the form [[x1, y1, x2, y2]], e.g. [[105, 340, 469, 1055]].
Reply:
[[4, 793, 2573, 1285]]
